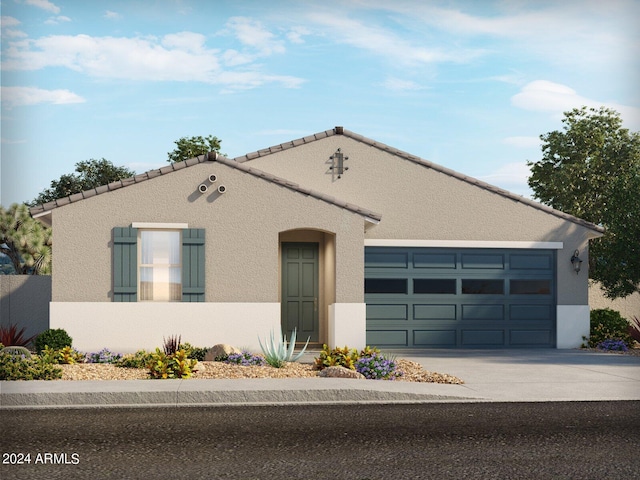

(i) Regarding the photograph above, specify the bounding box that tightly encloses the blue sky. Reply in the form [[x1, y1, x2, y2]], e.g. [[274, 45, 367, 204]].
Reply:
[[2, 0, 639, 206]]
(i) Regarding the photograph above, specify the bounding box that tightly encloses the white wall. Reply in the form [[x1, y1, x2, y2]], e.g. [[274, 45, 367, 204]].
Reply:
[[328, 303, 366, 349], [557, 305, 590, 348], [50, 302, 280, 353]]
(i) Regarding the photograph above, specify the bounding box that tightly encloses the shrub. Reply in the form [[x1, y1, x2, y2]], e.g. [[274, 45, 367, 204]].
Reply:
[[180, 342, 208, 362], [34, 328, 72, 354], [0, 352, 62, 380], [314, 344, 359, 370], [583, 308, 634, 348], [147, 348, 197, 379], [116, 350, 153, 369], [163, 335, 181, 356], [225, 351, 266, 366], [0, 324, 36, 347], [597, 339, 628, 352], [355, 352, 403, 380], [41, 346, 85, 364], [85, 348, 122, 364]]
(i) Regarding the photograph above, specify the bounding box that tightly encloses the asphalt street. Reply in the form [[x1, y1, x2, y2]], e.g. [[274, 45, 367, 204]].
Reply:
[[2, 401, 639, 479]]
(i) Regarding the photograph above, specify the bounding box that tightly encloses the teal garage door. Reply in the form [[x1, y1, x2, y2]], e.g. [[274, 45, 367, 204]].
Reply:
[[365, 248, 556, 348]]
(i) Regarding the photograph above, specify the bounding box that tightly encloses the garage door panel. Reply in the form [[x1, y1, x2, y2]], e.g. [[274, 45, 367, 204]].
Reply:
[[414, 330, 457, 347], [462, 254, 504, 269], [510, 253, 553, 270], [367, 304, 408, 320], [365, 247, 555, 348], [413, 253, 457, 269], [510, 330, 552, 346], [462, 304, 504, 320], [413, 304, 457, 320], [367, 330, 408, 347], [462, 329, 505, 346], [510, 304, 553, 321]]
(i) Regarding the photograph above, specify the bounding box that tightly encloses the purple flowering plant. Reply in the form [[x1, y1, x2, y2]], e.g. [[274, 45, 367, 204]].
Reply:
[[225, 351, 266, 367], [596, 339, 628, 352], [85, 348, 123, 364], [355, 352, 403, 380]]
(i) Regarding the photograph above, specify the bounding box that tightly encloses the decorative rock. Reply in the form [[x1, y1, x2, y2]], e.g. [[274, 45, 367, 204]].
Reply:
[[318, 366, 365, 379], [204, 344, 242, 361]]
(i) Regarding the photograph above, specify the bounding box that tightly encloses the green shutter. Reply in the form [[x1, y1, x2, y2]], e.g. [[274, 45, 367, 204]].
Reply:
[[182, 228, 205, 302], [113, 227, 138, 302]]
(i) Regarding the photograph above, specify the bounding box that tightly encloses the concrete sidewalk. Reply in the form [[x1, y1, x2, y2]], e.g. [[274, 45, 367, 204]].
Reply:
[[1, 350, 639, 408]]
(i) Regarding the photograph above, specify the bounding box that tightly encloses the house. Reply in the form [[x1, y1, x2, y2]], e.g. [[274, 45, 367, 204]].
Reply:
[[30, 127, 604, 353]]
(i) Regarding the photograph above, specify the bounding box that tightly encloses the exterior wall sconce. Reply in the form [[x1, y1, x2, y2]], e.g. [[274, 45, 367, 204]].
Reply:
[[570, 249, 583, 274]]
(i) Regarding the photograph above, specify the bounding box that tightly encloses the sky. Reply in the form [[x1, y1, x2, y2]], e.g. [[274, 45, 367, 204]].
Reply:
[[1, 0, 639, 206]]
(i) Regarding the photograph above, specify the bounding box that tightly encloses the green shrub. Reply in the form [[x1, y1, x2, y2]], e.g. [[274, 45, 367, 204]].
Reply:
[[583, 308, 634, 348], [180, 342, 208, 362], [41, 346, 85, 364], [147, 348, 197, 379], [314, 344, 359, 370], [34, 328, 72, 354], [116, 350, 153, 369], [0, 352, 62, 380]]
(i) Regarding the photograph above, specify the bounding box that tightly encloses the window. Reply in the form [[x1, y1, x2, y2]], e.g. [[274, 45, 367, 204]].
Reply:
[[113, 226, 205, 302], [365, 278, 408, 294], [461, 279, 504, 294], [510, 280, 551, 295], [139, 230, 182, 302], [413, 279, 456, 294]]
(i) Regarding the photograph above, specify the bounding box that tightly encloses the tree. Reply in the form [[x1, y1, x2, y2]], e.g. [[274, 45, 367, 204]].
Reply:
[[30, 158, 136, 206], [167, 135, 222, 163], [528, 106, 640, 298], [0, 203, 52, 275]]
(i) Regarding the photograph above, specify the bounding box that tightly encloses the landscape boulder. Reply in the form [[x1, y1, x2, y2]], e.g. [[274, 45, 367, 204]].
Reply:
[[204, 344, 242, 361]]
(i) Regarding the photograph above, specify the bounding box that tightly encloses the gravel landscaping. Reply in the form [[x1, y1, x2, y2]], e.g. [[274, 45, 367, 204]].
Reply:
[[58, 359, 465, 384]]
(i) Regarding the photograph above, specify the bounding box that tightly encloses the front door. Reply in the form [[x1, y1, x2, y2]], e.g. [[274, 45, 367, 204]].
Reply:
[[281, 242, 319, 342]]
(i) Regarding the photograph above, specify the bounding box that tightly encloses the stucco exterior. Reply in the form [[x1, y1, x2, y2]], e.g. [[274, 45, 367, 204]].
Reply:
[[31, 127, 604, 351]]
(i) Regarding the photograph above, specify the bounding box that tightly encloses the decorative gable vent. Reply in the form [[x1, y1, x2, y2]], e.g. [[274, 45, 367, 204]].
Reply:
[[329, 148, 349, 178]]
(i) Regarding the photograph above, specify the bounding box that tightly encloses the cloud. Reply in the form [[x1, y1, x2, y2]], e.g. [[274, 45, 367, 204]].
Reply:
[[104, 11, 121, 20], [1, 31, 303, 91], [478, 162, 532, 197], [286, 26, 310, 44], [24, 0, 60, 14], [44, 15, 71, 25], [1, 16, 21, 27], [226, 17, 285, 56], [379, 77, 426, 91], [1, 86, 85, 107], [511, 80, 640, 130], [306, 11, 481, 66]]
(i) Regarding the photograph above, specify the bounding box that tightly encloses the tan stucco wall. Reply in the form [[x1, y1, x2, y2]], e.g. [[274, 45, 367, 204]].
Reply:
[[50, 159, 365, 304], [589, 282, 640, 320], [244, 135, 599, 306]]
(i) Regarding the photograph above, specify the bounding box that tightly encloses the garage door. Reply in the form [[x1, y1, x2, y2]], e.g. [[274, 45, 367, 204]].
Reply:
[[365, 247, 556, 348]]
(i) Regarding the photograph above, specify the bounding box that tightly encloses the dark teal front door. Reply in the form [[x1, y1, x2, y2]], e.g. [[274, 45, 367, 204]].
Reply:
[[282, 243, 319, 342]]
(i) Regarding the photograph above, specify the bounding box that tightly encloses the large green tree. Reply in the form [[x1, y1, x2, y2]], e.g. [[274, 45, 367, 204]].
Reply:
[[528, 106, 640, 298], [0, 203, 52, 275], [167, 135, 222, 163], [30, 158, 136, 206]]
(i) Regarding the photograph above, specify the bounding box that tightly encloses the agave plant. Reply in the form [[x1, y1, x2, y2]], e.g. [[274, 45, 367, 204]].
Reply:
[[258, 327, 310, 368]]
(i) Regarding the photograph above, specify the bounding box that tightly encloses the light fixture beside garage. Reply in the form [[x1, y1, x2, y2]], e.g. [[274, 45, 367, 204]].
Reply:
[[570, 249, 583, 274]]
